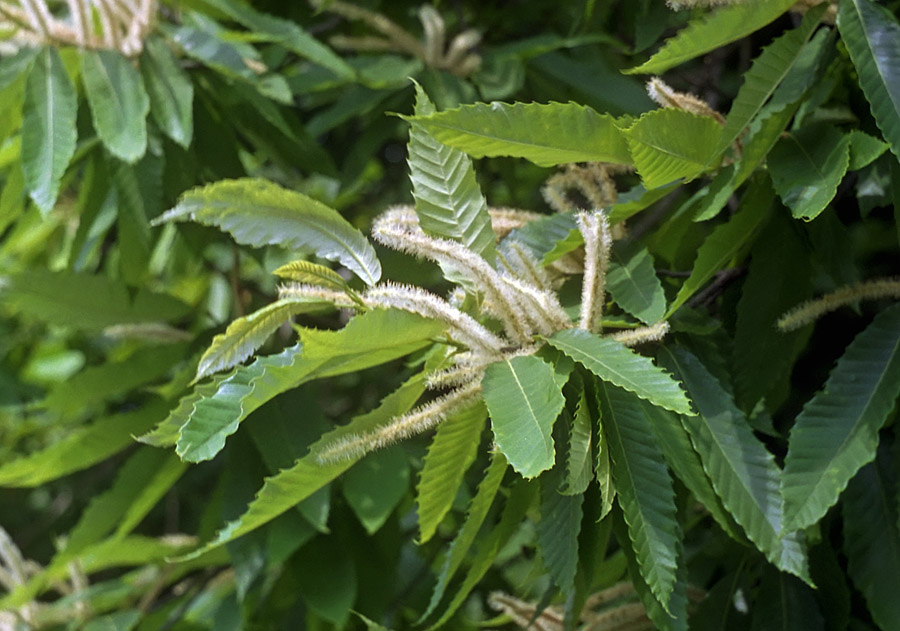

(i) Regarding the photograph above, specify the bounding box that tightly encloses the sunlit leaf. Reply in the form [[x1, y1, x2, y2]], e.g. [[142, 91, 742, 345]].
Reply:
[[272, 260, 348, 289]]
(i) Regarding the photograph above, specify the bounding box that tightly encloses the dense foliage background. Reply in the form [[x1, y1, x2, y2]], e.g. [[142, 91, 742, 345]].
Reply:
[[1, 0, 899, 629]]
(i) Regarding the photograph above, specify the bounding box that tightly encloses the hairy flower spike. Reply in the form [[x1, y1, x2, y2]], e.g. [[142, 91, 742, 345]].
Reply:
[[577, 210, 612, 332], [646, 77, 725, 125], [488, 207, 546, 238], [278, 282, 357, 308], [500, 240, 553, 292], [609, 321, 670, 346], [315, 381, 482, 464], [777, 277, 900, 331]]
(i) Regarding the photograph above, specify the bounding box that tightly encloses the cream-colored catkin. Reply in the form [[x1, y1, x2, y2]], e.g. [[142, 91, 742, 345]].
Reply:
[[777, 277, 900, 331], [609, 321, 670, 346], [577, 210, 612, 332]]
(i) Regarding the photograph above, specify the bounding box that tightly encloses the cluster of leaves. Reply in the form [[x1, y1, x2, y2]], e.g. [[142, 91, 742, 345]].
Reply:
[[1, 0, 900, 630]]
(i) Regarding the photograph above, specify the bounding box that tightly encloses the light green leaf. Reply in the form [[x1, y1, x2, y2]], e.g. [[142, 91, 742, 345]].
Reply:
[[0, 47, 37, 92], [848, 129, 890, 170], [140, 37, 194, 148], [607, 243, 666, 325], [343, 446, 410, 534], [138, 373, 230, 448], [81, 50, 150, 163], [155, 178, 381, 285], [600, 383, 680, 614], [411, 101, 632, 167], [843, 461, 900, 631], [716, 5, 825, 157], [482, 355, 566, 479], [506, 213, 577, 263], [641, 401, 745, 542], [624, 109, 722, 189], [537, 466, 583, 596], [547, 328, 693, 415], [83, 611, 140, 631], [178, 373, 427, 561], [661, 347, 811, 582], [272, 260, 348, 289], [175, 310, 443, 462], [420, 452, 507, 623], [667, 175, 774, 317], [838, 0, 900, 163], [1, 270, 191, 330], [562, 381, 593, 495], [0, 401, 165, 487], [625, 0, 795, 75], [408, 85, 496, 260], [21, 47, 77, 213], [768, 125, 851, 221], [416, 402, 486, 543], [782, 304, 900, 531], [195, 298, 332, 382]]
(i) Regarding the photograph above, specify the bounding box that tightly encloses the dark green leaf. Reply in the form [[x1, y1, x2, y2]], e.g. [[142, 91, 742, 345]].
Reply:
[[750, 566, 824, 631], [562, 382, 593, 495], [140, 37, 194, 148], [607, 243, 666, 324], [342, 446, 409, 535], [537, 466, 583, 596]]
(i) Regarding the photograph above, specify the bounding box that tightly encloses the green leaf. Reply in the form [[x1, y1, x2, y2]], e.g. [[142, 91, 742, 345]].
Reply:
[[195, 298, 330, 382], [537, 466, 583, 596], [506, 213, 577, 262], [408, 85, 496, 261], [155, 178, 382, 285], [83, 611, 140, 631], [81, 50, 150, 163], [843, 461, 900, 631], [293, 534, 357, 626], [716, 5, 826, 157], [595, 414, 615, 521], [178, 372, 427, 560], [660, 347, 811, 582], [342, 445, 410, 534], [420, 452, 508, 622], [624, 109, 722, 189], [0, 401, 165, 487], [782, 304, 900, 531], [848, 129, 890, 170], [138, 373, 230, 448], [599, 383, 680, 614], [416, 402, 486, 543], [175, 310, 443, 462], [272, 260, 348, 289], [0, 47, 37, 92], [547, 329, 694, 415], [768, 125, 851, 221], [837, 0, 900, 163], [562, 381, 593, 495], [1, 270, 191, 331], [21, 47, 77, 213], [140, 37, 194, 148], [667, 175, 774, 317], [750, 565, 824, 631], [608, 182, 680, 225], [606, 243, 666, 324], [411, 101, 632, 167], [482, 355, 566, 478], [641, 401, 745, 542], [732, 213, 812, 411], [625, 0, 795, 75]]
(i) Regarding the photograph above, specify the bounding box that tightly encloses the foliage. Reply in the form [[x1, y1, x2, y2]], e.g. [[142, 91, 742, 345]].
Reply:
[[1, 0, 900, 630]]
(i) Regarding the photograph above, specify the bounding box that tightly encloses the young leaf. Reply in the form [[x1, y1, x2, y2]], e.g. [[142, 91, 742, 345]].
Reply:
[[843, 461, 900, 631], [155, 178, 382, 285], [715, 5, 826, 156], [408, 85, 496, 261], [599, 383, 680, 614], [661, 347, 811, 582], [195, 298, 332, 382], [2, 270, 191, 331], [410, 101, 632, 167], [625, 109, 722, 189], [342, 446, 410, 534], [547, 329, 694, 415], [595, 411, 615, 521], [768, 125, 851, 221], [272, 260, 348, 289], [625, 0, 795, 75], [178, 373, 428, 561], [419, 452, 508, 622], [140, 37, 194, 148], [837, 0, 900, 162], [416, 402, 486, 543], [537, 467, 583, 597], [666, 175, 774, 317], [0, 401, 166, 487], [21, 47, 77, 213], [782, 304, 900, 532], [562, 382, 593, 495], [176, 310, 444, 462], [81, 50, 150, 163], [606, 243, 666, 325], [482, 355, 566, 478]]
